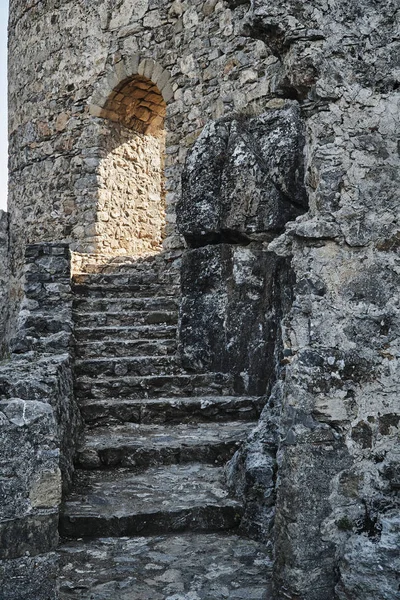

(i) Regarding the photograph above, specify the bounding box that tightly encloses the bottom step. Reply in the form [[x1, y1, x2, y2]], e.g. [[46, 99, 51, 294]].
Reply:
[[58, 532, 273, 599], [60, 464, 242, 539]]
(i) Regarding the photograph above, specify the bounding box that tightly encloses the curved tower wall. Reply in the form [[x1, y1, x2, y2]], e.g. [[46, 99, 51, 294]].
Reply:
[[8, 0, 278, 275]]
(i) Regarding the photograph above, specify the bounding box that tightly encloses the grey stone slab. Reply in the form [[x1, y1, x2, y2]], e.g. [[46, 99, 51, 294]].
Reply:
[[75, 355, 182, 378], [80, 395, 263, 426], [73, 296, 179, 313], [75, 372, 234, 400], [74, 271, 174, 287], [60, 465, 243, 538], [76, 338, 177, 359], [76, 421, 255, 470], [72, 283, 179, 299], [75, 325, 177, 343], [74, 310, 178, 328], [58, 533, 272, 600]]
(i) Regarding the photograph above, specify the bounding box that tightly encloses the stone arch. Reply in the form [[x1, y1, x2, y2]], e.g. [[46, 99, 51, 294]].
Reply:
[[99, 74, 166, 135], [87, 57, 173, 257], [89, 55, 173, 123]]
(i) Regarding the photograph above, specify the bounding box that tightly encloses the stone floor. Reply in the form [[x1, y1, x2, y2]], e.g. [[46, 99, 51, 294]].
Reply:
[[58, 533, 273, 600]]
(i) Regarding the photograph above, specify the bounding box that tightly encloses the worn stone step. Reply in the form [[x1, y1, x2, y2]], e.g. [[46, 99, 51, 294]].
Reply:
[[72, 253, 179, 276], [72, 282, 179, 298], [75, 338, 177, 359], [75, 372, 233, 400], [73, 270, 177, 287], [60, 464, 242, 539], [74, 309, 178, 328], [58, 532, 273, 599], [75, 355, 182, 378], [80, 395, 263, 427], [74, 324, 177, 343], [73, 295, 179, 313], [76, 421, 254, 470]]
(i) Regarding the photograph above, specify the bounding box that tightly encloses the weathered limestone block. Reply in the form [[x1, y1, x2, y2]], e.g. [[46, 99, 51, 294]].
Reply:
[[179, 243, 292, 395], [226, 381, 283, 542], [0, 397, 60, 559], [0, 355, 81, 599], [336, 512, 400, 600], [272, 241, 400, 600], [177, 105, 307, 246], [0, 354, 81, 493]]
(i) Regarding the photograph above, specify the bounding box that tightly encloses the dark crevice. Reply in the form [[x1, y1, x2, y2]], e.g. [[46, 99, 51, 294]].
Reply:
[[243, 19, 288, 58], [183, 229, 253, 249]]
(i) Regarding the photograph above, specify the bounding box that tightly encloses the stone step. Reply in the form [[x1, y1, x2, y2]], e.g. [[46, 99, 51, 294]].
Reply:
[[72, 282, 179, 299], [75, 338, 177, 359], [58, 532, 273, 599], [74, 310, 178, 328], [73, 270, 177, 287], [76, 421, 254, 470], [74, 324, 177, 343], [75, 355, 182, 378], [73, 295, 179, 313], [75, 372, 233, 400], [72, 253, 179, 276], [80, 395, 263, 427], [60, 464, 242, 539]]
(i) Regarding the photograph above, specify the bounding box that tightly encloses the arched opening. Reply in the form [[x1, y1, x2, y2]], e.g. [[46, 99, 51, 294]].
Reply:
[[93, 74, 167, 257]]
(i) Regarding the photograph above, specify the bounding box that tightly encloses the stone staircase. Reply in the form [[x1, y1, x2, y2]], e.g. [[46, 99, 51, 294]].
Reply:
[[58, 256, 272, 599]]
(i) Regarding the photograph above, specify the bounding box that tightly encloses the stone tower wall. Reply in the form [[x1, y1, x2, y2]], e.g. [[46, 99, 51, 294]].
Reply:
[[8, 0, 281, 273]]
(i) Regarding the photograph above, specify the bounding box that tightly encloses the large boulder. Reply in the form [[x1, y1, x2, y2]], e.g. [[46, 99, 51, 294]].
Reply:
[[177, 104, 307, 247]]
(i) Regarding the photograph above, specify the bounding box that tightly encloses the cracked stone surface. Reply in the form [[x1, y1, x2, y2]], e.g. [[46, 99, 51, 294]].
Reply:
[[58, 533, 273, 600], [63, 464, 240, 519], [77, 421, 254, 470], [60, 464, 243, 538]]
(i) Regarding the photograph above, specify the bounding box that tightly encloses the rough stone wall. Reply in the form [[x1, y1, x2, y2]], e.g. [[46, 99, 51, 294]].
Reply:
[[96, 122, 165, 255], [176, 1, 399, 597], [0, 244, 82, 600], [229, 2, 399, 599]]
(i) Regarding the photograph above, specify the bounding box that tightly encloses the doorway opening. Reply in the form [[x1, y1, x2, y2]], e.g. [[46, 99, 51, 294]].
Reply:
[[94, 75, 167, 257]]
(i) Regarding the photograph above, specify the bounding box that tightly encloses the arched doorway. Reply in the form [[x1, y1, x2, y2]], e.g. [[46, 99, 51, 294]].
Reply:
[[93, 73, 167, 257]]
